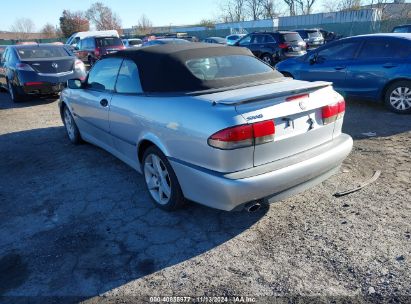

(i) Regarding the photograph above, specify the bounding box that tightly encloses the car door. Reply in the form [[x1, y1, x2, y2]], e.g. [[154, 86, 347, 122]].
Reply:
[[248, 34, 265, 58], [345, 38, 410, 99], [109, 59, 145, 168], [298, 40, 361, 92], [69, 57, 123, 149], [0, 48, 8, 88]]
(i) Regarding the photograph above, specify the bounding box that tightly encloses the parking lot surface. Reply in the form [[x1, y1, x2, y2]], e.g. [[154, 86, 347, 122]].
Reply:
[[0, 92, 410, 303]]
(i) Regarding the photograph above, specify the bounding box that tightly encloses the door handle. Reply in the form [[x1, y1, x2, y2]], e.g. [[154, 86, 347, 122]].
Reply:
[[383, 63, 397, 68], [334, 66, 346, 70], [100, 99, 108, 107]]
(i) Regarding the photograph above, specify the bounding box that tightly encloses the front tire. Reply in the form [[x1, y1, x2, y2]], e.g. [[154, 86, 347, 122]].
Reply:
[[63, 106, 81, 144], [142, 146, 185, 211], [384, 81, 411, 114]]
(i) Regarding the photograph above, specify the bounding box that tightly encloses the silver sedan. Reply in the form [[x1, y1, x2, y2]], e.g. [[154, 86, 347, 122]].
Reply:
[[59, 43, 353, 211]]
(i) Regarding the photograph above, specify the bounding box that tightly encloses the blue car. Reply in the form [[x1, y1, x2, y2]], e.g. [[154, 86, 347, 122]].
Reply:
[[275, 34, 411, 113]]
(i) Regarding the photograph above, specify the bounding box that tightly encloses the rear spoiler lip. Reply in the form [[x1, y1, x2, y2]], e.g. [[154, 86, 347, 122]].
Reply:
[[215, 81, 332, 106]]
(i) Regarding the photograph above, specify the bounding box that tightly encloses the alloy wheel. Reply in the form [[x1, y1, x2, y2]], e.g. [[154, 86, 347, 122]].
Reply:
[[64, 108, 75, 141], [390, 87, 411, 111], [144, 153, 172, 205]]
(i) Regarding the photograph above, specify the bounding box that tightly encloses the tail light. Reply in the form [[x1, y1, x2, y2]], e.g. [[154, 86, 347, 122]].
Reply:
[[16, 63, 35, 71], [95, 48, 100, 57], [279, 43, 290, 49], [74, 59, 85, 71], [208, 120, 275, 150], [322, 99, 345, 125], [25, 82, 44, 86]]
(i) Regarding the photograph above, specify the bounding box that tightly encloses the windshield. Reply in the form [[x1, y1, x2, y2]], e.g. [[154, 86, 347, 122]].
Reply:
[[96, 37, 123, 47], [16, 46, 70, 59], [186, 55, 278, 81], [129, 39, 142, 46], [281, 33, 304, 43]]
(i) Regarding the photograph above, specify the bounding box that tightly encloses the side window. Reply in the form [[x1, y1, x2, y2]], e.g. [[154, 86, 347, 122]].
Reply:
[[72, 37, 80, 46], [239, 35, 251, 46], [87, 58, 122, 91], [358, 40, 406, 59], [1, 49, 8, 63], [264, 35, 276, 43], [115, 60, 143, 94], [251, 35, 264, 44], [317, 42, 359, 61]]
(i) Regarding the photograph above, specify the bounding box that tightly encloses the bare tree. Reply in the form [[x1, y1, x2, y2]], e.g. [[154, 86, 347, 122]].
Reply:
[[86, 2, 122, 31], [10, 18, 35, 40], [282, 0, 297, 16], [41, 23, 57, 38], [220, 0, 247, 22], [296, 0, 317, 14], [135, 14, 153, 35], [261, 0, 281, 18], [246, 0, 264, 20], [338, 0, 362, 11]]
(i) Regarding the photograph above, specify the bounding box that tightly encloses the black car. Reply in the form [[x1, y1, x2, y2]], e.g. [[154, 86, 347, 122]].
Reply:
[[234, 31, 307, 65], [392, 24, 411, 33], [0, 44, 87, 102], [295, 29, 325, 49]]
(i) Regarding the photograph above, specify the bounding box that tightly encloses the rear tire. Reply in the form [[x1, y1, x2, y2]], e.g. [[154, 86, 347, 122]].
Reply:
[[88, 56, 95, 67], [63, 105, 81, 144], [7, 80, 26, 102], [384, 81, 411, 114], [261, 53, 274, 66], [142, 146, 185, 211]]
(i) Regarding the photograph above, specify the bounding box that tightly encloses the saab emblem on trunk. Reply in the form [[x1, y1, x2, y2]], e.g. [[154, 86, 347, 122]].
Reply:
[[52, 62, 58, 69], [299, 100, 307, 110]]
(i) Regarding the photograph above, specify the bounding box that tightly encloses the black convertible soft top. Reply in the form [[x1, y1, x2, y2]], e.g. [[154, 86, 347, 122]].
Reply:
[[107, 43, 282, 93]]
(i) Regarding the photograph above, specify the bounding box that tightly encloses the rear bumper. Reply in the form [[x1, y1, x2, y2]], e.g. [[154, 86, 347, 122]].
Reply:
[[170, 134, 353, 211], [22, 82, 65, 95]]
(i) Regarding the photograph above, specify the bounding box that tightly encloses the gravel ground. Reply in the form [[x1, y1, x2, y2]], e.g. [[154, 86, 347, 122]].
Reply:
[[0, 91, 410, 304]]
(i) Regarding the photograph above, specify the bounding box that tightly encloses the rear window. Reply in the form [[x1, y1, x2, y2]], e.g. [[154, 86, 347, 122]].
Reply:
[[186, 55, 276, 80], [16, 46, 70, 59], [129, 39, 142, 46], [96, 37, 123, 47], [281, 33, 304, 43], [393, 26, 410, 33], [307, 31, 322, 38]]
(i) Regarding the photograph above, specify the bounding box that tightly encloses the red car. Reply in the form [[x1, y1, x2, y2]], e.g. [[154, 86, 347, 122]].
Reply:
[[75, 36, 125, 66]]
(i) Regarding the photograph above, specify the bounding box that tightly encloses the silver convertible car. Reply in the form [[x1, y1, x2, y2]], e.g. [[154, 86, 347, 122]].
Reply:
[[59, 44, 353, 211]]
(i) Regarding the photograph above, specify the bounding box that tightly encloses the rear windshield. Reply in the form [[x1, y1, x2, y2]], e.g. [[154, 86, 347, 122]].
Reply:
[[393, 26, 410, 33], [16, 46, 70, 59], [129, 39, 142, 46], [281, 33, 304, 43], [96, 37, 123, 47], [186, 55, 277, 81], [307, 31, 322, 38]]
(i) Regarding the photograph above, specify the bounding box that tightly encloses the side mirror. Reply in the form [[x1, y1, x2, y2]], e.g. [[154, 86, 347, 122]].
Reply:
[[67, 79, 82, 89], [308, 53, 317, 64]]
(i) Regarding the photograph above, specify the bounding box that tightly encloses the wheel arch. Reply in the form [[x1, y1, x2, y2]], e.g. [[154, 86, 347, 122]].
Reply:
[[380, 78, 411, 102], [137, 135, 169, 165]]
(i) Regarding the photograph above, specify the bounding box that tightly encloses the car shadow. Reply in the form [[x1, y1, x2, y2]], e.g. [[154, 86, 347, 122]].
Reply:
[[343, 99, 411, 139], [0, 126, 267, 301], [0, 92, 57, 110]]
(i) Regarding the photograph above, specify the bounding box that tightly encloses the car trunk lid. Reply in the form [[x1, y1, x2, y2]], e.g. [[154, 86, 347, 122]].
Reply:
[[212, 79, 341, 166], [22, 58, 74, 74]]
